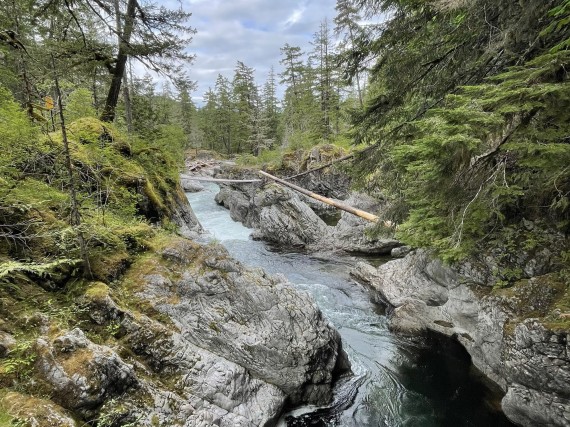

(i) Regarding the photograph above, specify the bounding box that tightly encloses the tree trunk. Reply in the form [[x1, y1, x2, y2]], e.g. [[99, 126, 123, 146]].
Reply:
[[51, 55, 92, 277], [113, 0, 133, 131], [100, 0, 137, 123]]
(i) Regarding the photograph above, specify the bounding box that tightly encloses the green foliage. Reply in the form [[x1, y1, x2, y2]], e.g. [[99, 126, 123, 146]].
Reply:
[[237, 148, 284, 169], [0, 86, 183, 284], [384, 49, 570, 260], [65, 88, 97, 122], [541, 0, 570, 52], [0, 86, 37, 176], [0, 340, 36, 382], [346, 0, 570, 262], [0, 259, 80, 283]]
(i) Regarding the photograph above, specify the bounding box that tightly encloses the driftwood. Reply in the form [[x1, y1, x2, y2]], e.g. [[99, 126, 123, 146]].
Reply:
[[259, 170, 396, 226], [180, 174, 261, 183]]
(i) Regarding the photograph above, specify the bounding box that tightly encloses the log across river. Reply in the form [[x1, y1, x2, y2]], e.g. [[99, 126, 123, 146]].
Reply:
[[182, 170, 394, 226], [186, 183, 515, 427]]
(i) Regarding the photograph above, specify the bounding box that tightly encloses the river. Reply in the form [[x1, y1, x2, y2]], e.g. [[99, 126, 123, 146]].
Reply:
[[186, 184, 515, 427]]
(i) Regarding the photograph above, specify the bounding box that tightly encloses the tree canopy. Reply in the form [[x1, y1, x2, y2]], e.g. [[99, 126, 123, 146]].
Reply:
[[339, 0, 570, 262]]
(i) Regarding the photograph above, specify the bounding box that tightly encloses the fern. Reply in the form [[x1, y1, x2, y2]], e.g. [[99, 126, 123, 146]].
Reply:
[[0, 259, 81, 282]]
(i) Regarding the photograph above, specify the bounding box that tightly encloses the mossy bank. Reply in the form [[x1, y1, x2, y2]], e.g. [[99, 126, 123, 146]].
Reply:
[[0, 94, 348, 426]]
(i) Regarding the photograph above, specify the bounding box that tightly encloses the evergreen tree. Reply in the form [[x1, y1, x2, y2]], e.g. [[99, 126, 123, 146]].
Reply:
[[334, 0, 365, 107], [340, 0, 570, 261], [200, 87, 218, 151], [261, 66, 281, 148], [214, 74, 234, 155], [232, 61, 258, 153], [310, 19, 340, 141]]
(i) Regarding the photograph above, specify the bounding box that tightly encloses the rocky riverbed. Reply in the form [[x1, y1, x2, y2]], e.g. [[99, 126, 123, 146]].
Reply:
[[0, 169, 350, 426], [352, 249, 570, 427], [185, 158, 570, 427], [212, 163, 401, 255]]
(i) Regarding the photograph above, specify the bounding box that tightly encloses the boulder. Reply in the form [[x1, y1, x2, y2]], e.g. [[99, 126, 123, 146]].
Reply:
[[35, 328, 137, 415], [180, 176, 205, 193], [63, 237, 351, 426], [1, 392, 78, 427], [332, 193, 400, 254], [140, 239, 351, 405], [354, 250, 570, 426], [0, 331, 16, 357], [252, 184, 332, 247]]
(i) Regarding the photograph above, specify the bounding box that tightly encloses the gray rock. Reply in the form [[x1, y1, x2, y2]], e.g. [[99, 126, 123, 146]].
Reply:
[[332, 193, 400, 254], [171, 186, 203, 239], [253, 184, 331, 247], [141, 240, 350, 406], [180, 176, 205, 193], [35, 328, 137, 414], [502, 386, 570, 427], [115, 313, 287, 426], [391, 246, 411, 258], [215, 185, 259, 227], [354, 250, 570, 426], [1, 392, 78, 427], [72, 238, 350, 425], [215, 180, 401, 254], [0, 331, 16, 357]]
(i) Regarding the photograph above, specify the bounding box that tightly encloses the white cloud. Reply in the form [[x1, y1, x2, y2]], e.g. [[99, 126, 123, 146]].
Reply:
[[175, 0, 338, 104], [282, 4, 307, 29]]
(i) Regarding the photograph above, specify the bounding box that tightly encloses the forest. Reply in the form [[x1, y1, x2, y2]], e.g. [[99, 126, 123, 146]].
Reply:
[[0, 0, 569, 425]]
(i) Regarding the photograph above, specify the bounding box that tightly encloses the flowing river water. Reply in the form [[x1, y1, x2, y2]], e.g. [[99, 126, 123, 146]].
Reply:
[[186, 184, 515, 427]]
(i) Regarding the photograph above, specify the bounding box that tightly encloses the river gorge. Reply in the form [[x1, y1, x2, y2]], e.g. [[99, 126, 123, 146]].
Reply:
[[187, 183, 515, 426]]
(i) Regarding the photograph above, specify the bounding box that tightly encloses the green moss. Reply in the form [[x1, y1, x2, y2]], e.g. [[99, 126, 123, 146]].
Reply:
[[208, 322, 221, 334], [493, 273, 570, 332], [0, 391, 77, 427], [84, 282, 111, 303]]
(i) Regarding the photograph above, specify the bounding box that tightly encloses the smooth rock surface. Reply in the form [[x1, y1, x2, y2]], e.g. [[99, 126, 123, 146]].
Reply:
[[354, 250, 570, 427], [28, 237, 349, 426]]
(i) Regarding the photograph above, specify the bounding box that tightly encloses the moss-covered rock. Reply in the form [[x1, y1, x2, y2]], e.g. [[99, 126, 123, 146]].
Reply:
[[0, 392, 78, 427]]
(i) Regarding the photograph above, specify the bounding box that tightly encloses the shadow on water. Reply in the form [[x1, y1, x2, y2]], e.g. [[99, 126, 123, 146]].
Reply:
[[393, 331, 513, 427], [186, 184, 516, 427]]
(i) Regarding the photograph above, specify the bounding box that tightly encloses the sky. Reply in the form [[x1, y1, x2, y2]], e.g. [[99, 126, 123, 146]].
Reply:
[[181, 0, 339, 104]]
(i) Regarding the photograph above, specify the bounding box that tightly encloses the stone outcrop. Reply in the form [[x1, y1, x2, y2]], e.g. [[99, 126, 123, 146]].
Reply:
[[250, 184, 332, 247], [353, 250, 570, 427], [0, 392, 78, 427], [332, 193, 400, 254], [213, 164, 401, 253], [18, 237, 349, 427], [171, 186, 203, 239], [35, 328, 138, 417]]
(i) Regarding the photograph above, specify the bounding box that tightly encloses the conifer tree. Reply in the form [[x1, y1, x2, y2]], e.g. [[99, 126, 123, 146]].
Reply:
[[261, 66, 281, 148], [232, 61, 258, 153]]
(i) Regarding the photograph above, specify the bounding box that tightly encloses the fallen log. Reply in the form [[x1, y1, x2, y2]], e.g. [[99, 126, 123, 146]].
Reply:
[[259, 170, 396, 227], [180, 175, 261, 183]]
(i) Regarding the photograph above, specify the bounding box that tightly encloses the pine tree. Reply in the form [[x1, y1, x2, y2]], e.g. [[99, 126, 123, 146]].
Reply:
[[341, 0, 570, 261], [232, 61, 258, 153], [261, 66, 281, 148], [214, 74, 234, 155]]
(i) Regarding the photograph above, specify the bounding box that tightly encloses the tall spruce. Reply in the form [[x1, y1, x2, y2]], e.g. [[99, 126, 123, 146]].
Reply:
[[340, 0, 570, 261]]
